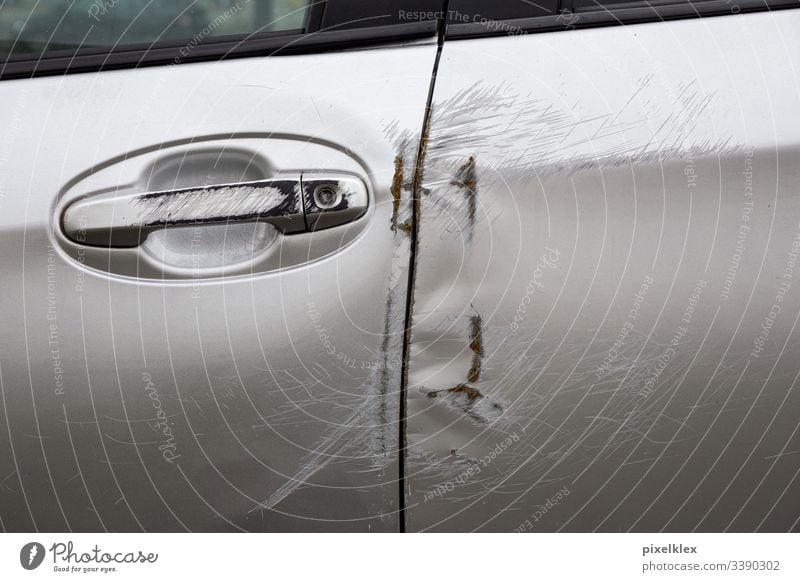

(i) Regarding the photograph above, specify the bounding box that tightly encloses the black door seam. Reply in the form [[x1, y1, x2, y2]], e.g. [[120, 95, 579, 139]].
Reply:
[[398, 0, 451, 534]]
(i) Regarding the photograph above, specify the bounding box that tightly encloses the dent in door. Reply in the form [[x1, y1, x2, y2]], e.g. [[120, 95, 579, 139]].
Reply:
[[405, 15, 800, 532]]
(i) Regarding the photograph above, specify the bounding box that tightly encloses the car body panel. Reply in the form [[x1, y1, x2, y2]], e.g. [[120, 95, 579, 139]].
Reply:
[[0, 42, 436, 531], [405, 11, 800, 531]]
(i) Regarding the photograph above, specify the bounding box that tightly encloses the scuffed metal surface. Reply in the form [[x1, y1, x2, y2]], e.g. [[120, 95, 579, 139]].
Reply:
[[451, 156, 478, 240], [423, 313, 504, 424], [64, 173, 369, 247], [63, 179, 304, 247], [0, 43, 440, 532], [390, 153, 405, 231], [135, 181, 299, 226], [404, 13, 800, 532], [247, 103, 425, 521]]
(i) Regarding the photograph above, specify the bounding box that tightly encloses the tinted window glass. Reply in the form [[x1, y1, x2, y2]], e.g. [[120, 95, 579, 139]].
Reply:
[[0, 0, 310, 57], [447, 0, 559, 23]]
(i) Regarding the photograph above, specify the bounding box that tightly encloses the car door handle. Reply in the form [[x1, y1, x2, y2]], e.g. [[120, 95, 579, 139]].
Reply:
[[62, 173, 368, 247]]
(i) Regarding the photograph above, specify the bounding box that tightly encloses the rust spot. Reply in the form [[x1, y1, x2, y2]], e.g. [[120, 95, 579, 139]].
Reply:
[[447, 384, 483, 401], [427, 383, 483, 401], [427, 383, 504, 424], [426, 314, 486, 410], [414, 111, 432, 200], [400, 220, 413, 234], [390, 154, 404, 230], [467, 314, 483, 383], [400, 104, 435, 445], [451, 155, 478, 228]]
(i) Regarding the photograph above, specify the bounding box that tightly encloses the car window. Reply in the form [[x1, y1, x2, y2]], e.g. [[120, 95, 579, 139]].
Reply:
[[0, 0, 310, 57]]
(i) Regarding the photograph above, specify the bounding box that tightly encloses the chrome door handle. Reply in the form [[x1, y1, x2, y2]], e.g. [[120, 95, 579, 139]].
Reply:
[[62, 173, 368, 247]]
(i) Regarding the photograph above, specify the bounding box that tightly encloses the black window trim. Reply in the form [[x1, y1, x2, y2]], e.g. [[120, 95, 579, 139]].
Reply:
[[446, 0, 800, 39]]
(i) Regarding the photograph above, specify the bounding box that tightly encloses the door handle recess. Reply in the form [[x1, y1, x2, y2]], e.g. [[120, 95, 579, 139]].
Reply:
[[62, 173, 368, 248]]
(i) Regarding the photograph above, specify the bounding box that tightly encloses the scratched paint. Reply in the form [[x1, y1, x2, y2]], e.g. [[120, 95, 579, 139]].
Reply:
[[63, 179, 305, 247], [248, 107, 424, 517], [135, 181, 299, 226], [404, 14, 800, 532], [0, 43, 441, 532]]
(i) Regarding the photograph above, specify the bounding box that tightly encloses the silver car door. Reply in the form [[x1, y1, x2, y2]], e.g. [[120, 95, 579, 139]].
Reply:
[[0, 0, 440, 532], [405, 1, 800, 531]]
